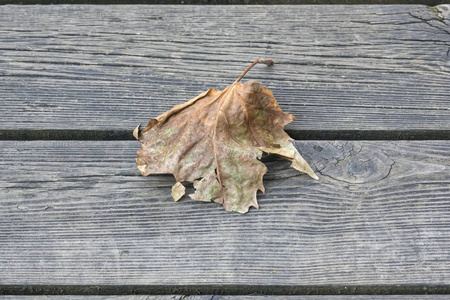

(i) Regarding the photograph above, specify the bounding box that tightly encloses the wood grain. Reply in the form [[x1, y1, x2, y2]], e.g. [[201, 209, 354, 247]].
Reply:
[[0, 297, 211, 300], [215, 297, 450, 300], [0, 5, 449, 134], [1, 0, 449, 5], [0, 140, 449, 286]]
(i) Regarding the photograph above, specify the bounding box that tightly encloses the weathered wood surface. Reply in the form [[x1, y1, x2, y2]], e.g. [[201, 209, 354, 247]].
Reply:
[[1, 5, 449, 135], [1, 0, 449, 5], [1, 140, 449, 287], [214, 297, 450, 300], [0, 297, 211, 300]]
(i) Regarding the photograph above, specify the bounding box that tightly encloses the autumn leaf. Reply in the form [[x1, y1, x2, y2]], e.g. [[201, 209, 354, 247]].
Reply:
[[135, 59, 318, 213]]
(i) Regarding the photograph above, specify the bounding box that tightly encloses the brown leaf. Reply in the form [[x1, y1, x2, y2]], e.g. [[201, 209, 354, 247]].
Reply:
[[171, 182, 186, 202], [136, 59, 318, 213]]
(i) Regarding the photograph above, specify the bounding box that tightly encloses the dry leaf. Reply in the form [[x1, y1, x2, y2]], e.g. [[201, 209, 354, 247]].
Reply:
[[136, 59, 318, 213], [171, 182, 186, 202]]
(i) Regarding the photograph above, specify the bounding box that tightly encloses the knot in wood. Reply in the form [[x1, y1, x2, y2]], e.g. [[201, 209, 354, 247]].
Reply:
[[311, 142, 394, 184]]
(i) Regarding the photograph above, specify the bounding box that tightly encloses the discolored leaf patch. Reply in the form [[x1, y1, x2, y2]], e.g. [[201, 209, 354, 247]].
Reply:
[[136, 59, 318, 213]]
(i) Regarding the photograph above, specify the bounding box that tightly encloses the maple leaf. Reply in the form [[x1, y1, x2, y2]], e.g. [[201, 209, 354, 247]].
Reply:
[[135, 59, 318, 213]]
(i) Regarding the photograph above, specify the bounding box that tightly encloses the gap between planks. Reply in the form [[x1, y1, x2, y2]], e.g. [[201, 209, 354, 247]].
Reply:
[[2, 296, 450, 300], [1, 285, 450, 296], [0, 129, 449, 141]]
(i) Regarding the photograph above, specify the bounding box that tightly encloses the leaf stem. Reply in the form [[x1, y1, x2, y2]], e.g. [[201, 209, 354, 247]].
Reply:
[[235, 58, 274, 83]]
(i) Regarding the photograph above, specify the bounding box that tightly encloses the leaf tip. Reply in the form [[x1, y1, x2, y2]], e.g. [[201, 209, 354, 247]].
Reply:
[[133, 124, 141, 140], [171, 182, 186, 202], [136, 160, 149, 176]]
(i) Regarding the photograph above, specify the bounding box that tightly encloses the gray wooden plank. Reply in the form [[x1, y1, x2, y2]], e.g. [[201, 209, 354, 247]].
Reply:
[[0, 5, 449, 133], [0, 297, 210, 300], [1, 0, 449, 5], [215, 297, 450, 300], [0, 140, 449, 286], [0, 297, 208, 300]]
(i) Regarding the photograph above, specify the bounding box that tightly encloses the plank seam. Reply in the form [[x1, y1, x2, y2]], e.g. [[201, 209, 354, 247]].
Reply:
[[1, 129, 449, 141], [1, 284, 450, 296]]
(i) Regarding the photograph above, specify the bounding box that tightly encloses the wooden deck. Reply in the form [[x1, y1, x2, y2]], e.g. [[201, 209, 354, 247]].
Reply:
[[0, 4, 450, 298]]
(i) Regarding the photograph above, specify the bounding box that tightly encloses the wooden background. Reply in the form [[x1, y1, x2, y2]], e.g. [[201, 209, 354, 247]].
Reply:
[[0, 3, 449, 298], [1, 0, 449, 5]]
